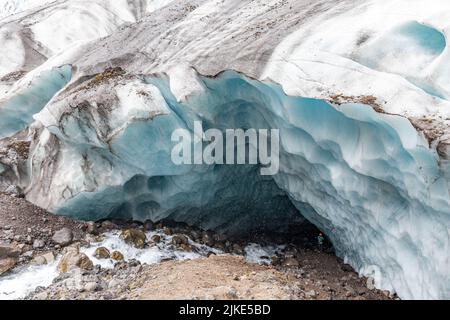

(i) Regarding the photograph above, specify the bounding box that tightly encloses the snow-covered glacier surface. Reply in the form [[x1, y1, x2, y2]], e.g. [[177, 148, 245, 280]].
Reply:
[[0, 0, 449, 300]]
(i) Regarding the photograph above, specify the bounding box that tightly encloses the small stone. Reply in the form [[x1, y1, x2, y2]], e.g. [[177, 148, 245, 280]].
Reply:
[[172, 234, 189, 246], [33, 239, 45, 249], [4, 185, 23, 198], [271, 256, 281, 266], [111, 251, 124, 261], [180, 244, 193, 252], [341, 264, 354, 272], [84, 282, 101, 292], [120, 229, 147, 249], [86, 222, 98, 235], [0, 243, 21, 259], [305, 290, 317, 299], [42, 252, 55, 264], [57, 251, 93, 274], [94, 247, 111, 260], [23, 251, 34, 258], [34, 292, 48, 300], [151, 235, 161, 244], [0, 257, 17, 275], [163, 227, 173, 236], [101, 220, 116, 231], [382, 290, 391, 298], [52, 228, 73, 246], [345, 286, 357, 297], [32, 256, 48, 266], [202, 233, 215, 247], [282, 257, 300, 268], [231, 243, 243, 255], [226, 287, 239, 299]]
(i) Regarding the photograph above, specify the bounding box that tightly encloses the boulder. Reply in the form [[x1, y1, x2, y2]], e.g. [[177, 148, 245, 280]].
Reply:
[[32, 239, 45, 249], [32, 255, 47, 266], [42, 252, 56, 264], [202, 233, 215, 247], [86, 222, 98, 235], [151, 235, 162, 244], [94, 247, 111, 260], [57, 251, 93, 273], [111, 251, 124, 261], [52, 228, 73, 246], [0, 243, 21, 259], [120, 229, 146, 249]]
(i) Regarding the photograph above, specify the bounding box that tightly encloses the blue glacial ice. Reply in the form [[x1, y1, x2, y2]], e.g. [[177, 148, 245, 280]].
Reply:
[[0, 65, 72, 139], [19, 71, 450, 300], [355, 21, 447, 99]]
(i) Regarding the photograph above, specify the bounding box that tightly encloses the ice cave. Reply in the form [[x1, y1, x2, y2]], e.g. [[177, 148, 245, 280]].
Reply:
[[0, 0, 449, 301]]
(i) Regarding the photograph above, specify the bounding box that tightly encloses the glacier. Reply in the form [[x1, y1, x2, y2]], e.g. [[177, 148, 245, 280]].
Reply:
[[0, 0, 449, 300]]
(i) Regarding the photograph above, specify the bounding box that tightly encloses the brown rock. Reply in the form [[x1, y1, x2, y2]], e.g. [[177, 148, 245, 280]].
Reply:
[[94, 247, 111, 260], [163, 227, 173, 236], [57, 251, 93, 273], [151, 235, 162, 244], [120, 229, 147, 249], [111, 251, 124, 261], [282, 258, 300, 268], [180, 244, 193, 252], [52, 228, 73, 246]]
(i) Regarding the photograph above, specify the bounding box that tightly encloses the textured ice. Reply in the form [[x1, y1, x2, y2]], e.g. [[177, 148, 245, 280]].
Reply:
[[0, 0, 450, 300], [19, 71, 448, 299]]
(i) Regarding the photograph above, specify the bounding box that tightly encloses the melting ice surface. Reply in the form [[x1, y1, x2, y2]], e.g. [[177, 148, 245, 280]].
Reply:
[[0, 65, 71, 139], [33, 71, 450, 299]]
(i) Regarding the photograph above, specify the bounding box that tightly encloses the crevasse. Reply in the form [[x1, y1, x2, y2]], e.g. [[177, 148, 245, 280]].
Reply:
[[25, 71, 450, 300]]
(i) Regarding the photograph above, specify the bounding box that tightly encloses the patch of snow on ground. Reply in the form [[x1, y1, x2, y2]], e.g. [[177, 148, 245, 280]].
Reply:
[[244, 243, 285, 265]]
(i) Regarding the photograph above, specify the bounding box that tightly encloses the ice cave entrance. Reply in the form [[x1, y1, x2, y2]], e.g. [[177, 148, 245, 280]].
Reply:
[[7, 69, 447, 299], [0, 65, 72, 139]]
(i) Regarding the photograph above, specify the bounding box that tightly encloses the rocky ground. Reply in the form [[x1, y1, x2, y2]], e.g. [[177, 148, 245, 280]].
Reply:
[[0, 193, 395, 300]]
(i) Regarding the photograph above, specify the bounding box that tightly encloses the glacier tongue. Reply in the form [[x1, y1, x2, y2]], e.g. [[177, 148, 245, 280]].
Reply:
[[21, 71, 450, 300], [0, 0, 450, 301]]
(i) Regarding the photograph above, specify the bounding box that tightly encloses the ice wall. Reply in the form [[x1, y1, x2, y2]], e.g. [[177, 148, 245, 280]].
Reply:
[[0, 65, 71, 139], [25, 71, 450, 299]]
